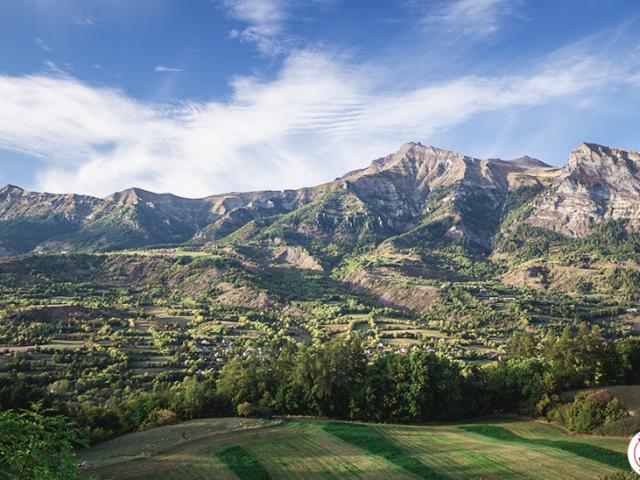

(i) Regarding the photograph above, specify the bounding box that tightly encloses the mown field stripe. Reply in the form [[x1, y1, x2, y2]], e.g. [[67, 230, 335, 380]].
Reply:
[[243, 422, 415, 480], [379, 424, 529, 479], [459, 425, 627, 471], [321, 422, 446, 480], [216, 445, 271, 480]]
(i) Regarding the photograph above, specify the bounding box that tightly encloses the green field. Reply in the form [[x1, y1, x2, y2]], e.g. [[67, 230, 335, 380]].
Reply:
[[78, 417, 630, 480]]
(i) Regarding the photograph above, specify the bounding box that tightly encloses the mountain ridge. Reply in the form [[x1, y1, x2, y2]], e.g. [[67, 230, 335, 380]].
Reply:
[[1, 141, 637, 257]]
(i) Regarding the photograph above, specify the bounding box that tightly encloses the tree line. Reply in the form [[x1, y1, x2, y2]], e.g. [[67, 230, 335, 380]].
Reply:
[[216, 323, 640, 423]]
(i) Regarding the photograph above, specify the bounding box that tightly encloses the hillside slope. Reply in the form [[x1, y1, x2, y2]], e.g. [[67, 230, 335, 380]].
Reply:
[[78, 417, 628, 480], [5, 141, 640, 305]]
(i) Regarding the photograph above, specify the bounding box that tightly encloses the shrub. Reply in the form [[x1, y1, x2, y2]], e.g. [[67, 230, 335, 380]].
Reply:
[[545, 402, 570, 425], [251, 405, 273, 418], [566, 390, 628, 433], [142, 409, 178, 429], [237, 401, 253, 419], [595, 414, 640, 437], [535, 393, 560, 417]]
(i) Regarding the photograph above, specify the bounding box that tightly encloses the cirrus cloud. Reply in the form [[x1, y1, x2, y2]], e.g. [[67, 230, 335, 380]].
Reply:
[[220, 0, 332, 55], [0, 45, 636, 198], [154, 65, 183, 73], [422, 0, 522, 39]]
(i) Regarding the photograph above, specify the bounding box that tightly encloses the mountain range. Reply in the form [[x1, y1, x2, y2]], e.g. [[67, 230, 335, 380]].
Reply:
[[1, 142, 638, 259]]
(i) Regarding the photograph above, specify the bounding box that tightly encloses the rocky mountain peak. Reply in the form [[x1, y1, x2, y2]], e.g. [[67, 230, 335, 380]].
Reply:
[[566, 142, 640, 176], [370, 144, 554, 184], [525, 143, 640, 237], [106, 187, 157, 205], [335, 143, 555, 252], [360, 143, 470, 181], [0, 184, 25, 195]]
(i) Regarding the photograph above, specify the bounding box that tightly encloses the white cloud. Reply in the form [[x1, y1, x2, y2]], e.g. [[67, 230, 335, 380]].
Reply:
[[72, 14, 97, 26], [42, 61, 71, 77], [221, 0, 289, 54], [224, 0, 287, 26], [0, 47, 635, 198], [219, 0, 331, 55], [424, 0, 521, 39], [154, 65, 183, 73], [34, 37, 53, 52]]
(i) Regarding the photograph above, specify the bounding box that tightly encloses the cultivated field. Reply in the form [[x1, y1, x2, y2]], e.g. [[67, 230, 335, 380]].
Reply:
[[78, 417, 630, 480]]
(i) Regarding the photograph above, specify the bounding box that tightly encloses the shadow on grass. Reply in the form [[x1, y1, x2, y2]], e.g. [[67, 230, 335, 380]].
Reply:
[[216, 445, 271, 480], [322, 422, 445, 479], [459, 425, 627, 470]]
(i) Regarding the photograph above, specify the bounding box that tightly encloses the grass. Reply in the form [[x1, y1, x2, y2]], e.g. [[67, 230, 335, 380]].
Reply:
[[381, 338, 422, 345], [216, 445, 270, 480], [322, 422, 445, 479], [77, 418, 275, 469], [460, 424, 628, 470], [78, 417, 630, 480], [142, 306, 193, 327]]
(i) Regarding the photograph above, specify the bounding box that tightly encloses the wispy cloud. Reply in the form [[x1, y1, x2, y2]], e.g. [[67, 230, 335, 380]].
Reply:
[[220, 0, 330, 55], [34, 37, 53, 52], [0, 42, 636, 198], [424, 0, 521, 39], [72, 14, 97, 26], [154, 65, 183, 73], [222, 0, 290, 54], [224, 0, 288, 26], [42, 61, 70, 77]]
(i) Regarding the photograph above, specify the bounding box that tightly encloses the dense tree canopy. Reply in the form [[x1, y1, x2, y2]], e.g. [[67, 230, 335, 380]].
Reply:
[[0, 407, 83, 480]]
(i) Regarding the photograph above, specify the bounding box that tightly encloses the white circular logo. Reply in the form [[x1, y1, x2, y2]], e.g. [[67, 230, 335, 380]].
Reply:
[[628, 432, 640, 475]]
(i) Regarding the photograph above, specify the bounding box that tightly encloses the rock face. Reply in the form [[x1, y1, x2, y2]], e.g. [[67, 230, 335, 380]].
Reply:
[[0, 184, 103, 254], [213, 143, 558, 253], [273, 246, 323, 271], [337, 143, 557, 250], [0, 184, 313, 254], [3, 141, 639, 256], [525, 143, 640, 237]]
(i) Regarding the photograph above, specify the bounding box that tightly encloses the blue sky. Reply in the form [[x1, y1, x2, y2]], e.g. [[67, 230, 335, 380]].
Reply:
[[1, 0, 639, 197]]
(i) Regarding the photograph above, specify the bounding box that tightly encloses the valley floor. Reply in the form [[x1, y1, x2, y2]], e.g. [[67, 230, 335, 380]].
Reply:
[[78, 416, 630, 480]]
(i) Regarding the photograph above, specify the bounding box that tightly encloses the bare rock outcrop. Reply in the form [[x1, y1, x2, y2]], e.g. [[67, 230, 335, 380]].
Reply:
[[526, 143, 640, 237]]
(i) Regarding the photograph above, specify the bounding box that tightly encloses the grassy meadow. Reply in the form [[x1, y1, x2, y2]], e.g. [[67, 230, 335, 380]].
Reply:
[[78, 417, 630, 480]]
